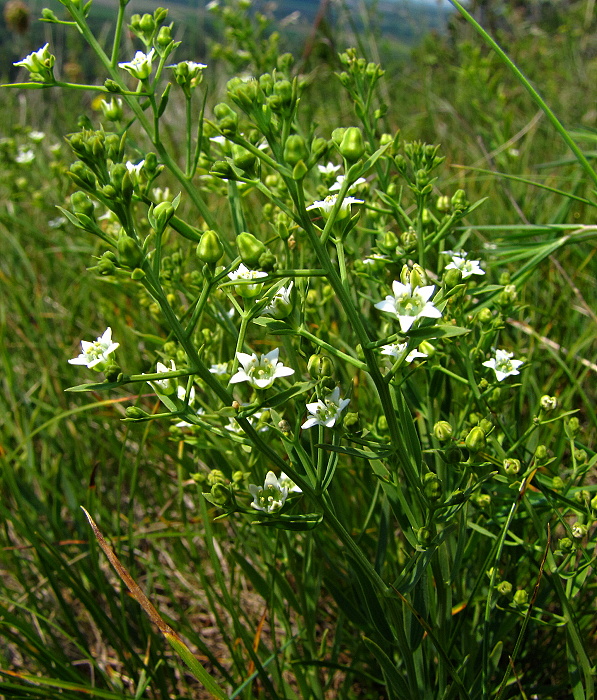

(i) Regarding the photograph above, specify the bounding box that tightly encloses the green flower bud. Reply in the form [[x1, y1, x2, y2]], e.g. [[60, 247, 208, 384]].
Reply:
[[210, 160, 236, 180], [283, 134, 308, 166], [416, 527, 433, 547], [565, 416, 580, 438], [513, 589, 528, 606], [410, 263, 428, 288], [479, 419, 492, 435], [477, 308, 493, 325], [443, 267, 462, 289], [574, 489, 590, 506], [231, 144, 257, 172], [311, 137, 328, 160], [237, 232, 266, 267], [151, 201, 175, 232], [196, 230, 223, 264], [465, 426, 486, 454], [423, 472, 442, 501], [496, 580, 512, 597], [475, 493, 491, 508], [156, 25, 173, 49], [209, 482, 232, 506], [100, 97, 123, 122], [436, 195, 451, 212], [213, 102, 238, 131], [69, 161, 97, 190], [433, 421, 453, 442], [273, 79, 293, 104], [497, 284, 518, 308], [572, 522, 587, 539], [117, 232, 143, 269], [559, 537, 574, 552], [540, 395, 557, 412], [552, 476, 565, 491], [534, 444, 548, 465], [503, 458, 521, 476], [339, 127, 365, 163], [125, 406, 150, 419], [451, 189, 468, 211], [259, 73, 274, 95], [574, 449, 587, 464], [71, 190, 95, 218], [307, 354, 333, 379], [131, 268, 145, 280]]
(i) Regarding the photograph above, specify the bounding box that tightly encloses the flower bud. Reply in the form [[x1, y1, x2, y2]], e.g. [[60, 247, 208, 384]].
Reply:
[[71, 190, 95, 218], [307, 354, 333, 379], [210, 160, 236, 180], [565, 416, 580, 438], [540, 395, 557, 412], [283, 134, 308, 166], [477, 308, 493, 325], [496, 581, 512, 597], [465, 426, 486, 454], [69, 161, 97, 190], [498, 284, 518, 308], [410, 263, 428, 288], [416, 527, 433, 547], [433, 421, 453, 442], [552, 476, 564, 491], [125, 406, 150, 419], [443, 267, 462, 289], [311, 137, 328, 160], [150, 201, 175, 233], [156, 25, 173, 49], [572, 522, 587, 539], [236, 232, 266, 267], [231, 144, 257, 172], [475, 494, 491, 508], [423, 472, 442, 501], [117, 232, 143, 269], [574, 489, 590, 506], [479, 419, 492, 435], [503, 458, 521, 476], [451, 189, 468, 211], [100, 97, 124, 122], [209, 482, 232, 506], [513, 589, 528, 606], [559, 537, 574, 552], [339, 127, 365, 163], [534, 444, 548, 465], [197, 230, 223, 264], [574, 449, 587, 464], [436, 195, 450, 212]]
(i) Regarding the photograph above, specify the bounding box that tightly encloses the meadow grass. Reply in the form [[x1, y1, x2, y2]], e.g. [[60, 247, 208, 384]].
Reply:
[[0, 1, 596, 698]]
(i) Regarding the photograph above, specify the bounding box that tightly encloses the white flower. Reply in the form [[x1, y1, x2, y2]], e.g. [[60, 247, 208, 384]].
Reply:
[[445, 252, 485, 279], [248, 471, 288, 513], [317, 161, 342, 177], [381, 342, 428, 363], [15, 147, 35, 164], [306, 193, 363, 217], [260, 283, 293, 319], [68, 327, 119, 370], [14, 44, 55, 81], [374, 281, 442, 333], [228, 263, 268, 298], [363, 254, 388, 265], [118, 49, 155, 81], [482, 349, 524, 382], [177, 383, 196, 404], [125, 160, 145, 184], [209, 362, 229, 375], [302, 387, 350, 430], [329, 175, 366, 192], [230, 348, 294, 390], [28, 131, 45, 143], [278, 472, 302, 493], [149, 360, 177, 395], [168, 60, 207, 73]]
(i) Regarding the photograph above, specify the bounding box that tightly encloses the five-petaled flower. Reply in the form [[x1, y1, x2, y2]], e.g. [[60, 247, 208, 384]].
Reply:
[[248, 471, 290, 513], [228, 263, 268, 298], [68, 327, 119, 371], [374, 281, 442, 333], [445, 252, 485, 279], [482, 349, 524, 382], [302, 387, 350, 430], [118, 49, 155, 81], [230, 349, 294, 390], [306, 193, 363, 220], [381, 342, 428, 363]]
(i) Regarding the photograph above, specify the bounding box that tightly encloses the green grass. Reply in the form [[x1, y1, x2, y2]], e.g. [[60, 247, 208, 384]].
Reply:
[[0, 1, 596, 698]]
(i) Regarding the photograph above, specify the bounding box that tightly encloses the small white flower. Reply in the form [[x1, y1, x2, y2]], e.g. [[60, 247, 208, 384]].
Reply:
[[149, 360, 178, 395], [329, 175, 366, 192], [28, 131, 45, 143], [482, 349, 524, 382], [278, 472, 302, 494], [228, 263, 268, 298], [445, 252, 485, 279], [209, 362, 229, 375], [177, 383, 196, 404], [317, 161, 342, 177], [152, 187, 172, 203], [306, 193, 363, 217], [48, 216, 66, 228], [374, 281, 442, 333], [230, 348, 294, 390], [168, 60, 207, 73], [302, 387, 350, 430], [260, 283, 293, 319], [68, 327, 119, 370], [14, 44, 55, 80], [248, 471, 288, 513], [15, 147, 35, 164], [118, 49, 155, 81], [381, 342, 428, 363]]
